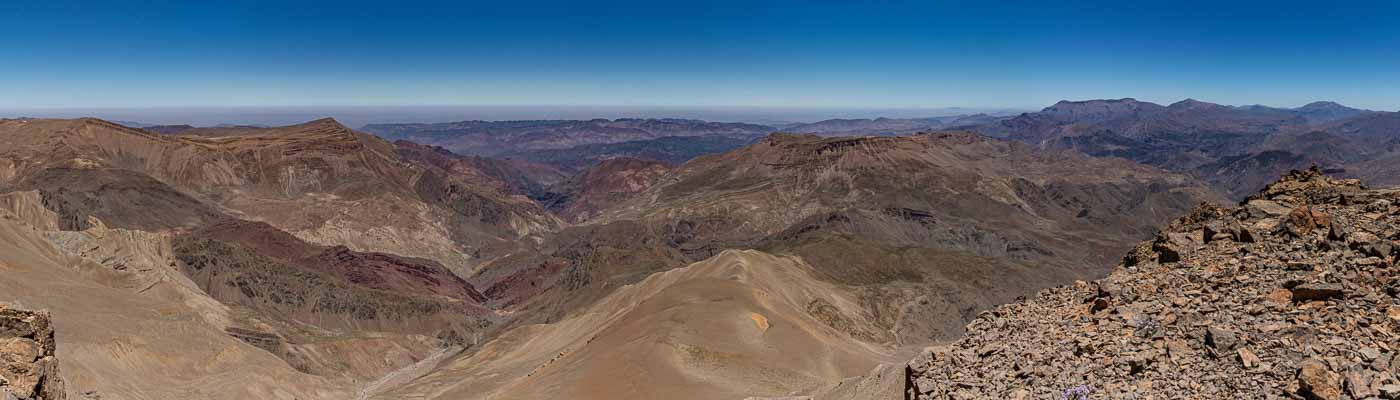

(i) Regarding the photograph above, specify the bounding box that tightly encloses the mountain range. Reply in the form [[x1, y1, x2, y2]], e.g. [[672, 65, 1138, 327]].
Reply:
[[356, 115, 1010, 173], [0, 113, 1222, 399], [971, 98, 1399, 198], [2, 97, 1397, 400]]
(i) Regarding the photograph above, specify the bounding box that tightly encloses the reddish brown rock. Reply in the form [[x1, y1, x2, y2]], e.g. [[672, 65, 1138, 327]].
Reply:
[[1298, 360, 1342, 400]]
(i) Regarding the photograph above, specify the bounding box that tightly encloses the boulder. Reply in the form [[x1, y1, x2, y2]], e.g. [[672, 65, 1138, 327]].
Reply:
[[1204, 326, 1238, 353], [0, 304, 64, 400], [1290, 283, 1345, 302], [1297, 360, 1342, 400]]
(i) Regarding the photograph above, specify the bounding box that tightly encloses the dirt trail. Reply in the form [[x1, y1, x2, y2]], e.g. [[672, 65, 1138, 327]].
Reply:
[[357, 346, 458, 400]]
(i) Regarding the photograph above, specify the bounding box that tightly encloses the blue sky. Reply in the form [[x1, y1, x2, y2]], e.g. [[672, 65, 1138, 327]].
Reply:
[[3, 0, 1399, 110]]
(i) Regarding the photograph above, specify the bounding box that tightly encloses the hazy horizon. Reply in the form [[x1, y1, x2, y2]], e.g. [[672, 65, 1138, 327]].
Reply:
[[0, 104, 1035, 127], [3, 96, 1388, 128]]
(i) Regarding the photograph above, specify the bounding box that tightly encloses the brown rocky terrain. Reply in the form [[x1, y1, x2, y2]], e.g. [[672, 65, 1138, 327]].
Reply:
[[172, 218, 493, 336], [0, 117, 569, 398], [465, 132, 1223, 348], [362, 130, 1230, 400], [0, 117, 561, 274], [907, 167, 1400, 399], [393, 140, 568, 200], [0, 204, 348, 399], [539, 157, 672, 223], [1, 303, 65, 400]]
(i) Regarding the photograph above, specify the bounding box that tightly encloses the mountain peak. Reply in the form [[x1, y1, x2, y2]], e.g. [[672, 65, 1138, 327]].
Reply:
[[1167, 98, 1226, 110], [1297, 101, 1356, 111], [1040, 98, 1163, 118], [298, 117, 348, 129], [1049, 98, 1142, 107], [1293, 101, 1369, 122]]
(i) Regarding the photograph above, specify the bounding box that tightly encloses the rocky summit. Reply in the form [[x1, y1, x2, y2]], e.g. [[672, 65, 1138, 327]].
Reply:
[[0, 303, 64, 400], [907, 167, 1400, 399]]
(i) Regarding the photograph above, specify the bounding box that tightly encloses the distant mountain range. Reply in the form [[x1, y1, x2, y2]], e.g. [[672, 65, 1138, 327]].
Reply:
[[777, 114, 1005, 136], [969, 98, 1398, 197], [359, 118, 774, 156], [358, 114, 1012, 172], [125, 99, 1400, 199]]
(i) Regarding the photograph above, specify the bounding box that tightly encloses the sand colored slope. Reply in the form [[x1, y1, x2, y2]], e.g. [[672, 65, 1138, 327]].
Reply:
[[376, 249, 907, 400], [0, 213, 346, 400]]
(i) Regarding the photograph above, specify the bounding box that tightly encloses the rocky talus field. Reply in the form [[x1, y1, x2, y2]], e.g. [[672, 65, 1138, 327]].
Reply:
[[1, 303, 65, 400], [907, 168, 1400, 399]]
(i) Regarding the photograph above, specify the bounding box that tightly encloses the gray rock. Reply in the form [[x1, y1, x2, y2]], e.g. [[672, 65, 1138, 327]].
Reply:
[[1291, 283, 1345, 302], [1205, 326, 1239, 352]]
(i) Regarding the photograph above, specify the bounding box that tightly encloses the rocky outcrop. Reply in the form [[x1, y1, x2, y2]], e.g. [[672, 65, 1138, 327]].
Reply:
[[0, 303, 64, 400], [906, 167, 1399, 399]]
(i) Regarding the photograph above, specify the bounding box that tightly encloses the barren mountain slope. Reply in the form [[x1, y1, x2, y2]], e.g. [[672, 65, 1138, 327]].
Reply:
[[907, 168, 1400, 399], [596, 132, 1221, 269], [393, 140, 568, 200], [539, 157, 673, 223], [0, 209, 345, 400], [460, 131, 1225, 387], [0, 117, 561, 274], [375, 250, 907, 400], [0, 118, 559, 393]]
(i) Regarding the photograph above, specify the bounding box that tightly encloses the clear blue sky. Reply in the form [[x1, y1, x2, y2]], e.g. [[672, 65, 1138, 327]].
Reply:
[[4, 0, 1399, 110]]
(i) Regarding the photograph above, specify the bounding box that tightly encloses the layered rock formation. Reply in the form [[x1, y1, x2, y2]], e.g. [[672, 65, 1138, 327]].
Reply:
[[0, 304, 64, 400], [0, 117, 562, 398], [907, 168, 1400, 399], [0, 117, 560, 274]]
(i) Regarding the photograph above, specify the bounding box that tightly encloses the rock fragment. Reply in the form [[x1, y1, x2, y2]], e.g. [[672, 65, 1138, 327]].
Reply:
[[0, 303, 65, 400], [1290, 283, 1345, 302], [1297, 360, 1342, 400]]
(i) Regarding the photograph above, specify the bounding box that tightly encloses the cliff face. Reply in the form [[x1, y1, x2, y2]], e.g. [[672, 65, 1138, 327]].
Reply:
[[906, 167, 1400, 399], [0, 303, 65, 400]]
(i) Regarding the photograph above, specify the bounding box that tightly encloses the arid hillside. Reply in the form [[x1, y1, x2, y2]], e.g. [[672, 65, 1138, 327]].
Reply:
[[0, 118, 572, 398], [0, 117, 561, 275], [373, 250, 908, 400], [907, 168, 1400, 399]]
